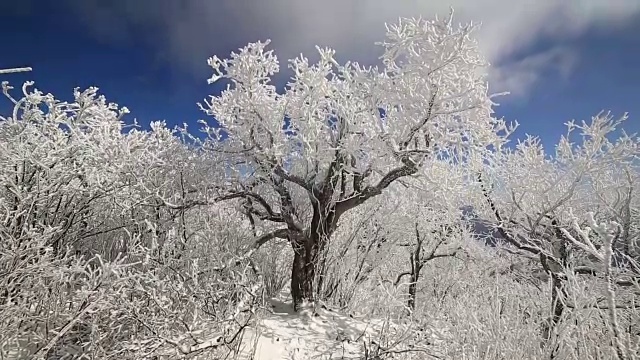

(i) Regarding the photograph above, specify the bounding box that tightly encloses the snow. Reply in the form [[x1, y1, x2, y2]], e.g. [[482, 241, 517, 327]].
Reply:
[[237, 290, 445, 360], [237, 291, 385, 359]]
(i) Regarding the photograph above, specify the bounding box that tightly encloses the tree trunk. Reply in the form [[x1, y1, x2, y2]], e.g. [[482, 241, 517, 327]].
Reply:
[[542, 228, 570, 356], [543, 275, 566, 339], [290, 237, 322, 311], [407, 222, 423, 313], [315, 245, 330, 300], [407, 250, 422, 313], [407, 273, 419, 312], [541, 275, 566, 359]]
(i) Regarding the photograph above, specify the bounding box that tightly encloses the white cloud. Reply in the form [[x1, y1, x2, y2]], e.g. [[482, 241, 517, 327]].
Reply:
[[489, 46, 578, 98], [66, 0, 640, 97]]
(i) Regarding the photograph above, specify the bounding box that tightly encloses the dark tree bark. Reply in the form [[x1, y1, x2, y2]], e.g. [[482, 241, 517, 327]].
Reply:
[[290, 237, 323, 311], [407, 224, 423, 312], [407, 268, 419, 312], [286, 169, 339, 310], [290, 201, 332, 310]]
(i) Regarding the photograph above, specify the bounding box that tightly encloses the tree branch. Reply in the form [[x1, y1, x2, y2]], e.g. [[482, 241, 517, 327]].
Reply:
[[273, 165, 312, 192], [399, 89, 438, 151], [420, 249, 460, 265], [394, 272, 412, 287], [243, 228, 301, 259], [477, 173, 544, 256], [335, 160, 418, 217]]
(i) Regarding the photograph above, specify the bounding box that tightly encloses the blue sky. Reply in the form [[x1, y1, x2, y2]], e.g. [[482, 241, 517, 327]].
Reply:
[[1, 0, 638, 151]]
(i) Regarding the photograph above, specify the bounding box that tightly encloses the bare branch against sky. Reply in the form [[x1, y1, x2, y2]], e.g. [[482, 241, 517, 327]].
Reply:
[[0, 67, 32, 75]]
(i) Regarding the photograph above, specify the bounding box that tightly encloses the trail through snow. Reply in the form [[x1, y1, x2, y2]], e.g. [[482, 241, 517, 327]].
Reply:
[[236, 291, 383, 359]]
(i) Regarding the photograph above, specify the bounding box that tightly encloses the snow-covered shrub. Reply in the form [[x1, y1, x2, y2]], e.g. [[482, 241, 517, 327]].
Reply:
[[0, 83, 263, 359]]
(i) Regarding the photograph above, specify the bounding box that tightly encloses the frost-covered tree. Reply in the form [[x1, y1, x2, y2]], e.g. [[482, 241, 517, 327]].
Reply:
[[392, 205, 464, 313], [477, 112, 640, 359], [0, 82, 263, 359], [197, 12, 515, 310]]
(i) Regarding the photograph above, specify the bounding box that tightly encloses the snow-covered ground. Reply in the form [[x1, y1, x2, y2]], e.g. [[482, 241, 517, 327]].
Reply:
[[235, 290, 447, 360], [237, 292, 378, 359]]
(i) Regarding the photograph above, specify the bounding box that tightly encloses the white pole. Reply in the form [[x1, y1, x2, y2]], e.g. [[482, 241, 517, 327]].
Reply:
[[0, 67, 33, 75]]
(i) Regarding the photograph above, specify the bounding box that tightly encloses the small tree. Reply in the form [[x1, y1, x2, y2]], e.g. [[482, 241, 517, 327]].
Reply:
[[393, 206, 463, 313], [196, 12, 515, 310], [364, 170, 470, 314]]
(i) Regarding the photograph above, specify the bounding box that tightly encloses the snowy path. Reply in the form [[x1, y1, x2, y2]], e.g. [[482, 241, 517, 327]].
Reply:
[[236, 294, 379, 359]]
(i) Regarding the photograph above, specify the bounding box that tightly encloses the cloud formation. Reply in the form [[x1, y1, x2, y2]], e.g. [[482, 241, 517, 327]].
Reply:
[[64, 0, 640, 97], [489, 46, 578, 98]]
